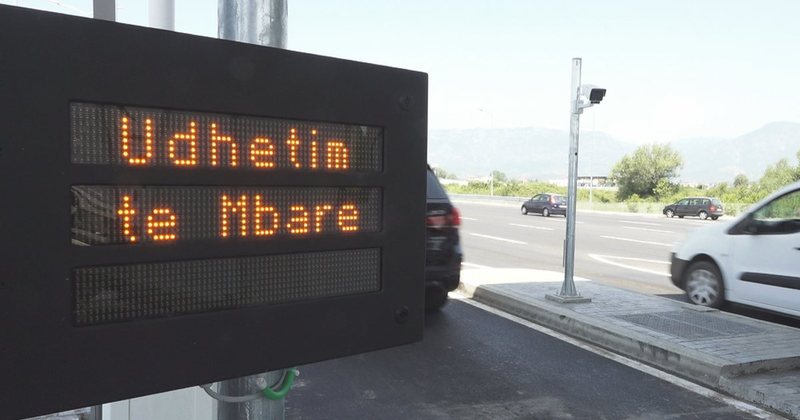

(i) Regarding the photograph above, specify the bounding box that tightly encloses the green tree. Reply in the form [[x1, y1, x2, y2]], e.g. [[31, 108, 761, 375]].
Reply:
[[733, 173, 749, 188], [491, 170, 508, 183], [758, 158, 799, 192], [610, 143, 683, 200], [653, 178, 678, 200]]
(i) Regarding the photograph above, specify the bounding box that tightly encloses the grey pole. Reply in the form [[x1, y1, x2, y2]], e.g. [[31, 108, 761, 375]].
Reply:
[[219, 0, 287, 48], [478, 108, 494, 196], [215, 1, 289, 420], [93, 0, 115, 21], [546, 58, 591, 304], [148, 0, 175, 31]]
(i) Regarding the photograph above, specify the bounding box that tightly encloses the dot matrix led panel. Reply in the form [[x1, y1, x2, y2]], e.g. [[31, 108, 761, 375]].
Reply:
[[71, 102, 383, 171], [74, 248, 381, 325], [0, 5, 426, 419], [72, 185, 382, 245]]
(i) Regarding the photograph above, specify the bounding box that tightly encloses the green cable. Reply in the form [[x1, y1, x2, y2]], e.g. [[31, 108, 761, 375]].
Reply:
[[262, 368, 297, 400]]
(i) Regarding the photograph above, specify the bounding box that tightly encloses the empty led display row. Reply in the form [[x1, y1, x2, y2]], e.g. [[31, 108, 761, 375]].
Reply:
[[73, 248, 381, 325]]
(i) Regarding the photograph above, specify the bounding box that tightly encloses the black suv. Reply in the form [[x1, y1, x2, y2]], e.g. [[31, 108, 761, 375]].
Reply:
[[425, 167, 463, 310], [521, 193, 567, 217], [663, 197, 724, 220]]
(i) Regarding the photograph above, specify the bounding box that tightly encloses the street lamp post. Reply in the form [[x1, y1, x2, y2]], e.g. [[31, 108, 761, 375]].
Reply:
[[478, 108, 495, 196], [546, 58, 606, 304]]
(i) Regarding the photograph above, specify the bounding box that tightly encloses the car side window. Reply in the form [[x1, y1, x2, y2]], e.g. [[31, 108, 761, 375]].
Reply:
[[751, 189, 800, 234], [754, 190, 800, 221], [677, 199, 689, 205]]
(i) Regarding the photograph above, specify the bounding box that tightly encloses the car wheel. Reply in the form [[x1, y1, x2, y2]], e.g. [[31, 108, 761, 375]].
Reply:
[[425, 285, 448, 311], [665, 209, 674, 218], [521, 206, 528, 215], [542, 208, 550, 217], [698, 211, 708, 220], [684, 261, 724, 308], [711, 216, 719, 220]]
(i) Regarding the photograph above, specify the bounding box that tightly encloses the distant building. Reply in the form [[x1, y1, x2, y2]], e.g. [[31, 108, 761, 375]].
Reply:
[[550, 176, 613, 188], [578, 176, 612, 187], [439, 178, 468, 186]]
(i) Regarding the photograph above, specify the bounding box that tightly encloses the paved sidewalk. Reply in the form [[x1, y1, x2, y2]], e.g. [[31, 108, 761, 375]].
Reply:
[[458, 268, 800, 419]]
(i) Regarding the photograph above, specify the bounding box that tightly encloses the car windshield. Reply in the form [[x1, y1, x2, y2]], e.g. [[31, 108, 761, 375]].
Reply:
[[553, 195, 566, 203], [711, 198, 722, 206]]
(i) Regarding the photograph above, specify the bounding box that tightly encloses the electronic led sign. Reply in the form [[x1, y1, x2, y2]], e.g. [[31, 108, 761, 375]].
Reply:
[[0, 5, 427, 419]]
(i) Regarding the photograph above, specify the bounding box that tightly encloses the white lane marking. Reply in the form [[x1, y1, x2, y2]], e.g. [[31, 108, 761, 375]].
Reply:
[[462, 262, 493, 269], [509, 223, 554, 231], [623, 226, 674, 234], [453, 297, 777, 420], [600, 236, 673, 247], [618, 220, 663, 226], [461, 217, 479, 221], [588, 253, 670, 277], [539, 217, 584, 224], [469, 233, 528, 245]]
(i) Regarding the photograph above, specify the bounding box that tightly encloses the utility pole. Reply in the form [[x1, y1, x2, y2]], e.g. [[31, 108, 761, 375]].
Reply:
[[546, 58, 605, 304], [215, 1, 289, 420], [93, 0, 115, 21], [479, 108, 494, 196], [148, 0, 174, 30]]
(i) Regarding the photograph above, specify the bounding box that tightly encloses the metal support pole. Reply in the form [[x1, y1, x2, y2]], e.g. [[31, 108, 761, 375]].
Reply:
[[547, 58, 591, 304], [93, 0, 115, 21], [216, 1, 289, 419], [215, 374, 285, 420], [148, 0, 175, 31], [219, 0, 287, 48]]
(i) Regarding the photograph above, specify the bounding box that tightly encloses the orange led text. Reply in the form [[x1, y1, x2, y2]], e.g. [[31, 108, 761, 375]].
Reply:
[[219, 195, 359, 238], [120, 117, 350, 170], [116, 195, 178, 242]]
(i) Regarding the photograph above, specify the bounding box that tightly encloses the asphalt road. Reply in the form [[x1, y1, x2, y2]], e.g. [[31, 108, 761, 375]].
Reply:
[[455, 199, 800, 328], [455, 200, 703, 294], [287, 300, 770, 420]]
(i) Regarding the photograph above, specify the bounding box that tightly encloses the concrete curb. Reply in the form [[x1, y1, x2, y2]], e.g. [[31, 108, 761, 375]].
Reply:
[[459, 281, 728, 387]]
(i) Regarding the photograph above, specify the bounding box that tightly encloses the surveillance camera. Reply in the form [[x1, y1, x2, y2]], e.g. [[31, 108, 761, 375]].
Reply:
[[589, 88, 606, 104], [579, 84, 606, 104]]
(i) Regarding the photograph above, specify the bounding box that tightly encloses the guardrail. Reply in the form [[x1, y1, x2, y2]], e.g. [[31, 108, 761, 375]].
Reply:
[[448, 193, 750, 216], [448, 193, 527, 204]]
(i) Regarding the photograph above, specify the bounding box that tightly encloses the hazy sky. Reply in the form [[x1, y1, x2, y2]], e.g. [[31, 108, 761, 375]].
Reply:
[[5, 0, 800, 144]]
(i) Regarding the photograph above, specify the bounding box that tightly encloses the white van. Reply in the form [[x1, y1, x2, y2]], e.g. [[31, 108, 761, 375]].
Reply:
[[671, 180, 800, 318]]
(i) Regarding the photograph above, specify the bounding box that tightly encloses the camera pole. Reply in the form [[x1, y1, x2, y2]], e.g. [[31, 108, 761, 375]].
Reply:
[[546, 58, 592, 304]]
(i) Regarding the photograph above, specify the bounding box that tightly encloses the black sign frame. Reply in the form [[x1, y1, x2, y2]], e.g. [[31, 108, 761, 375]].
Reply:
[[0, 5, 427, 418]]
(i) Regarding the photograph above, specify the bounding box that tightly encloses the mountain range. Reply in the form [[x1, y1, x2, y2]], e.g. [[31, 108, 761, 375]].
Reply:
[[428, 122, 800, 184]]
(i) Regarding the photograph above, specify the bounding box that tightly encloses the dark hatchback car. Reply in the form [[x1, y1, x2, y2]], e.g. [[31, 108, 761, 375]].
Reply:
[[425, 167, 463, 310], [521, 193, 567, 217], [663, 197, 724, 220]]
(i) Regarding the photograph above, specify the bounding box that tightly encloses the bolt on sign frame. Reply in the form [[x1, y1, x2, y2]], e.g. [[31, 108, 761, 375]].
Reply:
[[0, 5, 427, 418]]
